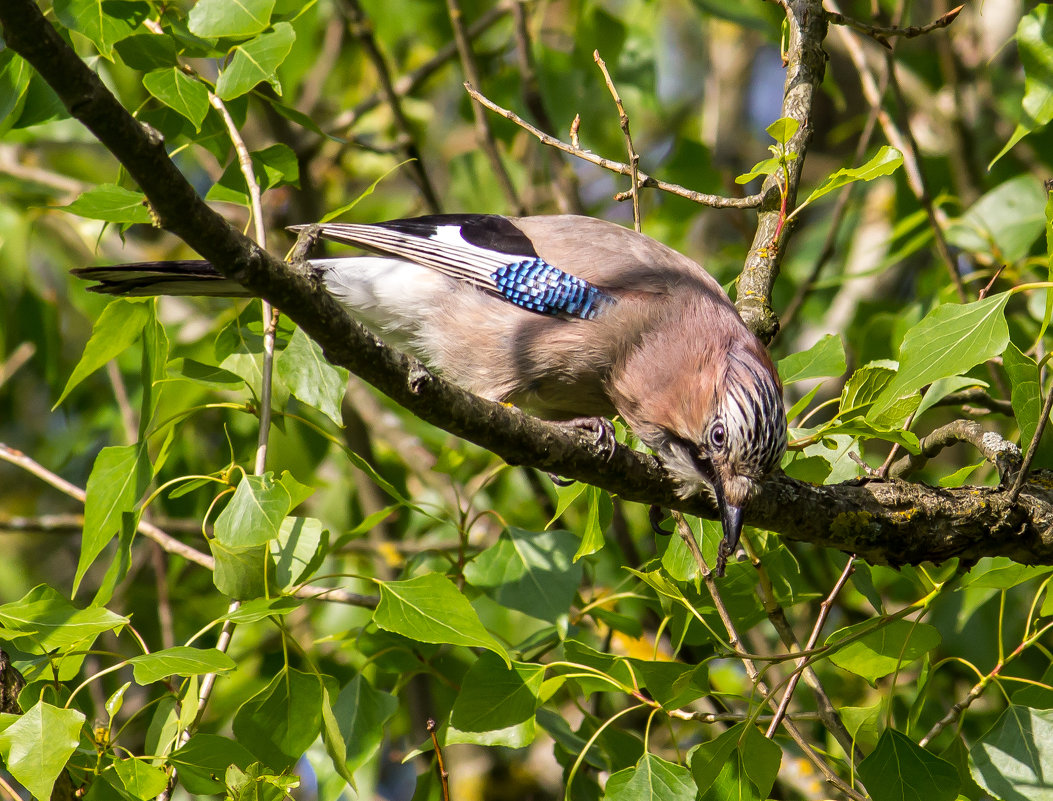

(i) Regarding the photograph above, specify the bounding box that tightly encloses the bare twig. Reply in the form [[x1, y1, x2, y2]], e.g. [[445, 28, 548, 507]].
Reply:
[[445, 0, 524, 214], [464, 83, 762, 209], [0, 442, 215, 569], [426, 718, 451, 801], [332, 2, 512, 133], [594, 50, 640, 230], [511, 1, 584, 214], [933, 388, 1014, 416], [919, 620, 1053, 748], [779, 58, 888, 332], [1009, 385, 1053, 503], [672, 514, 866, 801], [0, 342, 35, 388], [890, 420, 1021, 480], [766, 558, 856, 737], [826, 5, 963, 49], [340, 0, 441, 212], [830, 9, 968, 303]]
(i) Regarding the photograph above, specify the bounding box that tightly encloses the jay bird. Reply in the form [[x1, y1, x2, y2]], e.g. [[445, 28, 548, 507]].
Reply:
[[74, 214, 787, 575]]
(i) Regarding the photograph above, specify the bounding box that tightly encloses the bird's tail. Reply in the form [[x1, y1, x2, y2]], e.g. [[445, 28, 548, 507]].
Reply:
[[72, 261, 253, 298]]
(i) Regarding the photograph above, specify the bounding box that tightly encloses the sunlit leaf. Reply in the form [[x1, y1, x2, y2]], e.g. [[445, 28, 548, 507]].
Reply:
[[859, 730, 959, 801]]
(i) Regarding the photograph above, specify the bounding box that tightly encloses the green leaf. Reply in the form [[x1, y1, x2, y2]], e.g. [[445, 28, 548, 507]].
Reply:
[[215, 23, 296, 100], [76, 442, 152, 593], [0, 701, 84, 801], [214, 473, 292, 548], [55, 298, 153, 407], [958, 557, 1053, 590], [167, 357, 245, 389], [915, 375, 989, 420], [576, 485, 611, 560], [168, 734, 257, 795], [53, 0, 150, 58], [766, 116, 799, 144], [0, 585, 128, 651], [206, 142, 300, 204], [735, 154, 784, 185], [464, 528, 583, 624], [232, 667, 322, 771], [127, 646, 237, 685], [275, 326, 348, 426], [112, 758, 170, 799], [373, 573, 509, 665], [990, 6, 1053, 166], [0, 51, 33, 130], [218, 596, 301, 623], [448, 653, 544, 746], [938, 460, 986, 487], [874, 293, 1011, 415], [142, 68, 209, 129], [113, 33, 179, 70], [271, 516, 327, 589], [604, 753, 696, 801], [798, 146, 903, 210], [329, 675, 397, 775], [777, 334, 846, 384], [209, 540, 276, 600], [946, 175, 1048, 263], [691, 723, 782, 801], [1004, 342, 1043, 449], [826, 619, 942, 682], [61, 183, 153, 224], [224, 762, 297, 801], [842, 360, 920, 430], [859, 729, 960, 801], [188, 0, 275, 38]]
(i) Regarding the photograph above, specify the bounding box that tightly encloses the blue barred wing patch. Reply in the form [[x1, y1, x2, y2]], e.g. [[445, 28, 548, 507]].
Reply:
[[491, 258, 611, 319]]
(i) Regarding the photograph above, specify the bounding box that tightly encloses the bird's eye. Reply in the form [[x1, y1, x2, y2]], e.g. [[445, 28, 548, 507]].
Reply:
[[710, 422, 726, 450]]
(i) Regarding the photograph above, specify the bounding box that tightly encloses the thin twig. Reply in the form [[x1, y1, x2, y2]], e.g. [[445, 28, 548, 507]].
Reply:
[[779, 58, 888, 332], [826, 5, 963, 49], [766, 557, 856, 737], [0, 442, 215, 569], [427, 718, 451, 801], [445, 0, 524, 214], [332, 2, 513, 133], [890, 420, 1021, 480], [465, 84, 763, 210], [340, 0, 442, 212], [750, 552, 861, 762], [919, 621, 1053, 748], [1009, 384, 1053, 503], [830, 10, 968, 303], [671, 513, 867, 801], [594, 50, 640, 230], [511, 1, 584, 214], [0, 341, 35, 388]]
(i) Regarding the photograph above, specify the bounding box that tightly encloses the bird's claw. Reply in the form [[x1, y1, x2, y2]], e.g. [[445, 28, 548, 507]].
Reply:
[[649, 504, 671, 536], [553, 416, 618, 461]]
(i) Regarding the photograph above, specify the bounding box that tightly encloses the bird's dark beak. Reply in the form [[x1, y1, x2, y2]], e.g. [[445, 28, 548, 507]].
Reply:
[[709, 474, 743, 577], [717, 500, 744, 577]]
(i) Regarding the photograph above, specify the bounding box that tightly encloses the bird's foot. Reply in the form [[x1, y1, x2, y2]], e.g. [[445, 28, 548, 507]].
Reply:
[[715, 537, 737, 578], [552, 416, 618, 461]]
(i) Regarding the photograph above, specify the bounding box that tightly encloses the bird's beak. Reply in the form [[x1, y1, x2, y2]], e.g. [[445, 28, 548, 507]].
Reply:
[[711, 476, 743, 578]]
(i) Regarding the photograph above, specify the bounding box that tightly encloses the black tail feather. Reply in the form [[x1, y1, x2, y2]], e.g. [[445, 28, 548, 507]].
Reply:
[[71, 261, 252, 297]]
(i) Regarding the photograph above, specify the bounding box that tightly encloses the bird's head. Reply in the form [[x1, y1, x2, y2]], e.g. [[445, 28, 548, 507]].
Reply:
[[617, 337, 787, 576]]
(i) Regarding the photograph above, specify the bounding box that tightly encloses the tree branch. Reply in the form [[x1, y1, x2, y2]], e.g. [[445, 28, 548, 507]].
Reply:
[[735, 0, 828, 343]]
